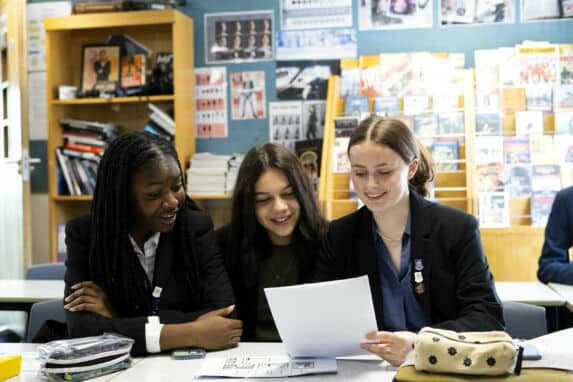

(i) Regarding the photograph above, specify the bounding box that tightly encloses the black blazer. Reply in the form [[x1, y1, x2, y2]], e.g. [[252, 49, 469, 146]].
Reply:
[[216, 224, 319, 341], [64, 202, 235, 355], [314, 191, 504, 332]]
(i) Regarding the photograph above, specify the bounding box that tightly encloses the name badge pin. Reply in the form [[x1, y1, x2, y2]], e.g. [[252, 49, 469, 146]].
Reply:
[[152, 286, 163, 298]]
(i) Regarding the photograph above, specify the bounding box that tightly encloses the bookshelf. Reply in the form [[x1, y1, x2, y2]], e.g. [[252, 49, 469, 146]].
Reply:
[[45, 10, 195, 262]]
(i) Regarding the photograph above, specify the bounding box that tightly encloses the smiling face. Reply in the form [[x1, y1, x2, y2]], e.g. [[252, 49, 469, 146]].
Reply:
[[254, 168, 300, 245], [128, 154, 185, 244], [349, 140, 417, 215]]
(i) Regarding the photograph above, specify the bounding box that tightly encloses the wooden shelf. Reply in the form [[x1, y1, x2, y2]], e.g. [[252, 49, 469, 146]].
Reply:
[[46, 10, 195, 261], [51, 95, 174, 105], [53, 196, 92, 202], [44, 9, 179, 30], [189, 194, 232, 200]]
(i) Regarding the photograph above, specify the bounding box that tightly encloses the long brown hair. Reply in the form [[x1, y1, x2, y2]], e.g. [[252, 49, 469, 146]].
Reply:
[[227, 143, 328, 287], [347, 115, 434, 197]]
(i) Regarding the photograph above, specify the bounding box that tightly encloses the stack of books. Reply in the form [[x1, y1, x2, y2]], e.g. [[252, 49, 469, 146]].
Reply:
[[57, 118, 117, 195], [186, 153, 243, 195], [57, 118, 118, 196], [144, 103, 175, 141]]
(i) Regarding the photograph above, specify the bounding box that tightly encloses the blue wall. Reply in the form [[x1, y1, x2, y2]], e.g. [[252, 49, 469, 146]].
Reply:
[[186, 0, 572, 154], [27, 0, 573, 191]]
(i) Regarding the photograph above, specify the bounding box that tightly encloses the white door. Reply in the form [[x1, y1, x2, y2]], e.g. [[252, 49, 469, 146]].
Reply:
[[0, 0, 30, 335], [0, 0, 29, 280]]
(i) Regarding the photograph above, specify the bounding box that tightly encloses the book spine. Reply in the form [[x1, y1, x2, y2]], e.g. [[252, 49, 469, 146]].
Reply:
[[68, 158, 88, 195], [149, 112, 175, 136], [65, 142, 105, 155], [55, 148, 75, 196]]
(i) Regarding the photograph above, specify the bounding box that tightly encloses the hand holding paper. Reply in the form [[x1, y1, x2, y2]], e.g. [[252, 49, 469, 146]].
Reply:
[[265, 275, 378, 358]]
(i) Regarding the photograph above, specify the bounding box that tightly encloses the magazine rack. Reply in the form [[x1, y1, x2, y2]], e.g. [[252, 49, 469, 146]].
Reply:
[[319, 70, 546, 281]]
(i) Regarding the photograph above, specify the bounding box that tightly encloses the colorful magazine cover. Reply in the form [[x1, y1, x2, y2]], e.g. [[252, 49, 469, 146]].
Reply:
[[478, 192, 510, 227], [553, 84, 573, 110], [476, 113, 502, 135], [531, 164, 561, 192], [431, 140, 459, 171], [503, 137, 530, 164], [334, 116, 359, 138], [560, 44, 573, 85], [531, 191, 557, 227], [555, 111, 573, 135], [413, 113, 438, 144], [120, 54, 145, 89], [517, 44, 560, 85], [438, 112, 464, 138], [403, 94, 431, 116], [525, 84, 553, 112], [475, 136, 504, 165], [373, 96, 400, 116], [476, 162, 505, 192], [503, 164, 532, 197], [295, 139, 323, 192], [344, 96, 369, 117], [515, 110, 544, 136], [530, 135, 556, 165]]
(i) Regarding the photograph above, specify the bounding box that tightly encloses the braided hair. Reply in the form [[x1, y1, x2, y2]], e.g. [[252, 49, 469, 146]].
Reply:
[[89, 131, 200, 316]]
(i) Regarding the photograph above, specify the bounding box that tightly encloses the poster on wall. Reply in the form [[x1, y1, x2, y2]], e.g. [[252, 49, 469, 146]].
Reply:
[[520, 0, 570, 21], [440, 0, 514, 25], [276, 60, 340, 100], [269, 101, 302, 151], [276, 29, 357, 60], [195, 67, 228, 139], [230, 71, 266, 120], [358, 0, 434, 30], [280, 0, 353, 30], [204, 10, 273, 64], [27, 1, 72, 73], [301, 101, 326, 140]]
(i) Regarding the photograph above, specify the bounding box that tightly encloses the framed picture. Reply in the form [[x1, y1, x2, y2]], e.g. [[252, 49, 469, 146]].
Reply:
[[204, 10, 274, 64], [81, 45, 121, 93]]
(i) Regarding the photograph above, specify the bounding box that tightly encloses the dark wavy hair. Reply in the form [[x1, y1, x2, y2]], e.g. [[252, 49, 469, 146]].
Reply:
[[88, 131, 199, 316], [348, 115, 435, 197], [227, 143, 328, 287]]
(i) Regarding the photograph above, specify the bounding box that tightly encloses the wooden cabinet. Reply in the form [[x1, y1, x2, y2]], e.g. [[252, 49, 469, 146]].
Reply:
[[45, 10, 194, 261]]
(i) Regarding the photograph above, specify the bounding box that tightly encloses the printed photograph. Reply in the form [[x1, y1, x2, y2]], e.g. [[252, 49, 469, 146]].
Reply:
[[441, 0, 514, 25], [276, 60, 340, 100], [230, 71, 266, 120], [205, 11, 273, 64], [359, 0, 433, 30], [81, 45, 120, 92], [280, 0, 352, 30]]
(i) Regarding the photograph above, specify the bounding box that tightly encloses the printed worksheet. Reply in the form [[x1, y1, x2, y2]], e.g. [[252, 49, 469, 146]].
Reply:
[[198, 356, 337, 378]]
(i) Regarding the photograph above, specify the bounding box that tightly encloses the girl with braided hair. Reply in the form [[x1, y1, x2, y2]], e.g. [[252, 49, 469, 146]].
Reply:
[[63, 131, 241, 355]]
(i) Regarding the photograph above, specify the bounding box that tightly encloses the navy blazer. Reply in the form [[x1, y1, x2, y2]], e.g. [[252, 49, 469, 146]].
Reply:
[[314, 191, 504, 332], [538, 186, 573, 284], [64, 202, 235, 355]]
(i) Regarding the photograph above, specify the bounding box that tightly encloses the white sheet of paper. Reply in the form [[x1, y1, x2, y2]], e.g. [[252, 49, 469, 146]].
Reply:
[[198, 356, 337, 378], [265, 275, 378, 357]]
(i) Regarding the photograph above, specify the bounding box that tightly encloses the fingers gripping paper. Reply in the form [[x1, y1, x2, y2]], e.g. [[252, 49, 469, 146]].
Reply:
[[264, 275, 378, 357]]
